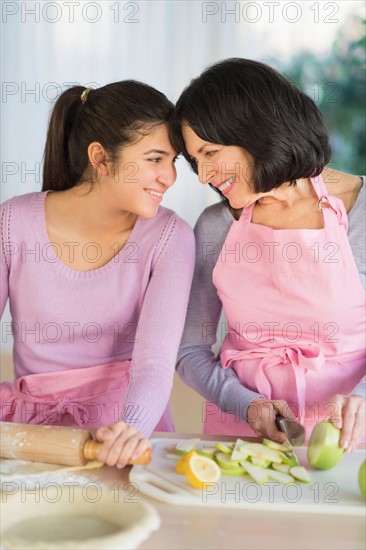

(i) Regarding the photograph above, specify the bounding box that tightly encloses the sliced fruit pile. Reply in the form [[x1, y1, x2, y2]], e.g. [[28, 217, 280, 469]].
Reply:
[[166, 438, 311, 487]]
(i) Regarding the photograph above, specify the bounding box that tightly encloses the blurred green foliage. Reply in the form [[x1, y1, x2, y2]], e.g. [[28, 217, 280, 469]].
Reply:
[[276, 16, 365, 175]]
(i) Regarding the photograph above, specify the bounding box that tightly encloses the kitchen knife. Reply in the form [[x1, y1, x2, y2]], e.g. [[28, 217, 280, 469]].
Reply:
[[275, 415, 305, 446]]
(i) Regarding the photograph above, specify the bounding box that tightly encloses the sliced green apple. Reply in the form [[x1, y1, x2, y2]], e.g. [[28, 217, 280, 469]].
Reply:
[[175, 438, 201, 455], [165, 453, 180, 460], [262, 438, 293, 452], [307, 422, 344, 470], [290, 466, 311, 483], [215, 452, 241, 470], [240, 443, 282, 464], [231, 438, 251, 461], [250, 457, 271, 468], [220, 466, 247, 476], [197, 447, 217, 459], [215, 442, 233, 455], [240, 460, 269, 484], [278, 451, 299, 466], [267, 469, 294, 484], [271, 463, 290, 474], [358, 459, 366, 501]]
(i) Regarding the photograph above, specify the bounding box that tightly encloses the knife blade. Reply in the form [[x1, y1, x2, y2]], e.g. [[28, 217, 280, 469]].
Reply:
[[275, 415, 305, 446]]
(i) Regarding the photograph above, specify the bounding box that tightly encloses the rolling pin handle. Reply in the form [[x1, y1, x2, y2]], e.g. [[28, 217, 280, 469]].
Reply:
[[83, 439, 103, 461], [83, 439, 152, 465]]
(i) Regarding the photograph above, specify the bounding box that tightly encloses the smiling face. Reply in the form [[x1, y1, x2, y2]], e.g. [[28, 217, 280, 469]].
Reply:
[[106, 123, 178, 218], [182, 125, 264, 209]]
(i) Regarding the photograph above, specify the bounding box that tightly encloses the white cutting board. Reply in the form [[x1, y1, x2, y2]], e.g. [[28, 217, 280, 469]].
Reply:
[[130, 438, 366, 515]]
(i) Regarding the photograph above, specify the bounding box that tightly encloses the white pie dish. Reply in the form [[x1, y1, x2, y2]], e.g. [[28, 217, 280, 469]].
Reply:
[[0, 485, 160, 549]]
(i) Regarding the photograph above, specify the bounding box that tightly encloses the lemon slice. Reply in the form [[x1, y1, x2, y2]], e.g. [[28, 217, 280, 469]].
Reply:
[[185, 454, 221, 489], [175, 451, 196, 475]]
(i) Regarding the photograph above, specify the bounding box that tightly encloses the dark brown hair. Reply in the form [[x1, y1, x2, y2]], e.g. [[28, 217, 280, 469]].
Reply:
[[42, 81, 174, 191], [170, 58, 332, 194]]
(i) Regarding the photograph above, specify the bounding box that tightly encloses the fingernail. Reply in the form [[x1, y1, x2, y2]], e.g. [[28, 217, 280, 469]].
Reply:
[[342, 440, 349, 451]]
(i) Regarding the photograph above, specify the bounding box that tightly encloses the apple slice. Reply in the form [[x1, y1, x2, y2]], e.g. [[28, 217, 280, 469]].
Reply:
[[278, 451, 299, 467], [271, 463, 290, 474], [290, 466, 311, 483], [307, 422, 344, 470], [240, 460, 269, 484], [197, 447, 217, 459], [262, 438, 293, 452], [165, 453, 180, 460], [175, 438, 201, 455], [215, 442, 233, 455], [220, 466, 247, 476], [231, 438, 251, 461], [215, 452, 241, 470], [267, 469, 294, 484], [359, 460, 366, 501], [240, 443, 282, 464], [250, 457, 271, 468]]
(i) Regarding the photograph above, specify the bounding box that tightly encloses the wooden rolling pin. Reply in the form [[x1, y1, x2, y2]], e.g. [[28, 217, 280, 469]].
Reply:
[[0, 422, 152, 467]]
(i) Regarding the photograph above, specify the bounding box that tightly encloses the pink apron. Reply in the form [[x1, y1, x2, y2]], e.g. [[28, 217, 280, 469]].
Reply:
[[204, 176, 365, 437], [0, 361, 173, 432]]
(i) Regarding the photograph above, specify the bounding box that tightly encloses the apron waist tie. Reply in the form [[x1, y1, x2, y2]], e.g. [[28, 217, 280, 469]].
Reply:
[[222, 345, 325, 424]]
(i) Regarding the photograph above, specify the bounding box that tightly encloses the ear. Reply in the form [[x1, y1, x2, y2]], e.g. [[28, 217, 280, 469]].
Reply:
[[87, 142, 110, 176]]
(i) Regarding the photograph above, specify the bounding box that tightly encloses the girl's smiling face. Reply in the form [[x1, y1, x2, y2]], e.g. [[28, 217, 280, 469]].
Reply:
[[103, 123, 178, 218], [182, 124, 263, 209]]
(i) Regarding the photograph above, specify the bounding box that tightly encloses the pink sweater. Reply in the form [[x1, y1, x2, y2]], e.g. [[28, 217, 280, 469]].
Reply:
[[0, 192, 195, 436]]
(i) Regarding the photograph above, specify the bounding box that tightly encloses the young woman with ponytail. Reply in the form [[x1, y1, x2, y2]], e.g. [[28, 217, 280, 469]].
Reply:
[[0, 81, 195, 467]]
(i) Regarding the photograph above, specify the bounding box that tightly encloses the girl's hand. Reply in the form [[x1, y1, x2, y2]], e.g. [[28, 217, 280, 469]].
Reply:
[[95, 421, 151, 468], [246, 398, 296, 443], [328, 394, 366, 452]]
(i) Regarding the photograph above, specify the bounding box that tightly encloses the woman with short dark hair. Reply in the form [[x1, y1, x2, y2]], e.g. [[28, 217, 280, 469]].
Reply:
[[172, 58, 365, 450]]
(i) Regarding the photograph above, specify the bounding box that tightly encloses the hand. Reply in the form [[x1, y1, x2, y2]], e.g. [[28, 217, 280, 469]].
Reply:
[[95, 421, 151, 469], [328, 394, 366, 452], [246, 398, 296, 443]]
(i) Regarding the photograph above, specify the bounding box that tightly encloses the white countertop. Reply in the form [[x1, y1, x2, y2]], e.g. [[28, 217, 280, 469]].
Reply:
[[89, 432, 366, 550]]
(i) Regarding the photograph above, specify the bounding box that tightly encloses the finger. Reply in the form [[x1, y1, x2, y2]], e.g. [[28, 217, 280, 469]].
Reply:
[[266, 420, 289, 444], [347, 402, 366, 452], [115, 433, 142, 468], [338, 400, 355, 452], [328, 395, 344, 430], [104, 428, 139, 467], [130, 438, 151, 461], [272, 400, 296, 422]]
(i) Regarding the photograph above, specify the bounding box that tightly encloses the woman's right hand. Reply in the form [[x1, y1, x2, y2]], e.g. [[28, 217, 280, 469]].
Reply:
[[246, 398, 296, 443]]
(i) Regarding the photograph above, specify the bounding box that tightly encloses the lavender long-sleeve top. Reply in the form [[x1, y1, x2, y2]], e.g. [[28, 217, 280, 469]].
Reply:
[[0, 192, 195, 437]]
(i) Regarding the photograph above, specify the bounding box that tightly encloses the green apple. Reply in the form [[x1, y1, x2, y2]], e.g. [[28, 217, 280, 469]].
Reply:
[[197, 447, 217, 459], [215, 442, 233, 455], [240, 460, 268, 484], [267, 469, 294, 484], [220, 466, 247, 476], [290, 466, 311, 483], [215, 452, 241, 470], [175, 438, 200, 455], [307, 422, 344, 470], [358, 460, 366, 501], [240, 443, 282, 464]]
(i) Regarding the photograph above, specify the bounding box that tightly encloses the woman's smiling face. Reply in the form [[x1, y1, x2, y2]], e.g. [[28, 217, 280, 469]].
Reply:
[[182, 124, 262, 209]]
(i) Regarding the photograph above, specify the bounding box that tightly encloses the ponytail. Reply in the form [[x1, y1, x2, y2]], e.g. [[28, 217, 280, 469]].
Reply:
[[42, 86, 85, 191], [42, 81, 174, 191]]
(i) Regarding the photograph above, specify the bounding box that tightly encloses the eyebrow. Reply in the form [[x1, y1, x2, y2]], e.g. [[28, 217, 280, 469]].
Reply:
[[143, 149, 171, 155]]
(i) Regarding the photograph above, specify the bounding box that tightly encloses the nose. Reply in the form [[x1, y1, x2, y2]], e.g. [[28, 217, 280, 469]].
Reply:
[[158, 163, 177, 188], [198, 160, 217, 185]]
